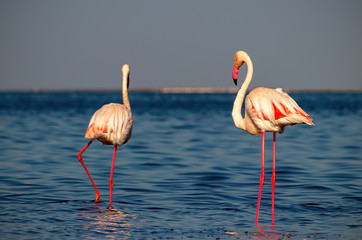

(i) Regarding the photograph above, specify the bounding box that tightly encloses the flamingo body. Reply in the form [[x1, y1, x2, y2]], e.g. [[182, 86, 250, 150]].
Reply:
[[243, 87, 313, 135], [85, 103, 132, 146], [77, 64, 132, 204], [231, 51, 313, 226]]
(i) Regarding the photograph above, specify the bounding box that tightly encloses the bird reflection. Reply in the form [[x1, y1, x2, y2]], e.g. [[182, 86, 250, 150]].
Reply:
[[226, 225, 295, 239], [79, 204, 138, 239]]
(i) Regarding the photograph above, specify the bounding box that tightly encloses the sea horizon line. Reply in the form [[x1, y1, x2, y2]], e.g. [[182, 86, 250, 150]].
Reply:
[[1, 87, 362, 94]]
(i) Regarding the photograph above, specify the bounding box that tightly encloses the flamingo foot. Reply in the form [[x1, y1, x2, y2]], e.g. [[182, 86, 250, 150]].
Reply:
[[95, 194, 101, 202]]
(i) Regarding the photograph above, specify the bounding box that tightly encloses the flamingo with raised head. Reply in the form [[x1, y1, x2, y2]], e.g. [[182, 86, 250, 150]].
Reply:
[[77, 64, 133, 204], [231, 51, 313, 226]]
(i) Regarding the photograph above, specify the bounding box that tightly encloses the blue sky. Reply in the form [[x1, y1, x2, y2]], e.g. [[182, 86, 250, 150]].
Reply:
[[1, 0, 361, 90]]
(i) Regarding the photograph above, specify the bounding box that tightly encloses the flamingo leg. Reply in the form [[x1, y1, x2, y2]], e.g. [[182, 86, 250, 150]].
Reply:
[[77, 140, 101, 202], [271, 132, 276, 226], [256, 131, 265, 226], [109, 145, 117, 205]]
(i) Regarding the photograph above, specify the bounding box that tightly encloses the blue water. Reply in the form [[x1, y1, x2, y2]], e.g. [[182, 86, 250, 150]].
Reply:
[[0, 91, 361, 239]]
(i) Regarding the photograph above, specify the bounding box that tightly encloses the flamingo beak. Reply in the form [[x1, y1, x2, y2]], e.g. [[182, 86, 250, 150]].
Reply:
[[232, 65, 239, 85], [127, 74, 130, 89], [233, 78, 238, 86]]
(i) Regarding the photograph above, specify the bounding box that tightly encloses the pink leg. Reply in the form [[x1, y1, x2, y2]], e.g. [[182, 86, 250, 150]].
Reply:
[[77, 140, 101, 202], [109, 145, 117, 205], [271, 132, 276, 226], [256, 131, 265, 226]]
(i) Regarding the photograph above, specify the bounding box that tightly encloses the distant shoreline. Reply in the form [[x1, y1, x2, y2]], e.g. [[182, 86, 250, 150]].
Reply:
[[1, 87, 362, 93], [133, 87, 362, 94]]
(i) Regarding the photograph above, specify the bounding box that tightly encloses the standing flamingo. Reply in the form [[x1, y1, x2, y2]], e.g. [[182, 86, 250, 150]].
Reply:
[[231, 51, 313, 226], [77, 64, 133, 204]]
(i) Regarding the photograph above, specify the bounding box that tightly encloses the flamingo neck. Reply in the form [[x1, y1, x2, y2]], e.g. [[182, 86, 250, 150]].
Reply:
[[122, 72, 131, 110], [232, 56, 253, 130]]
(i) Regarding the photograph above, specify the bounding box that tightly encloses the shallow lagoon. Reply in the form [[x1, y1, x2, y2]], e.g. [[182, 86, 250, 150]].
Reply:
[[0, 92, 361, 239]]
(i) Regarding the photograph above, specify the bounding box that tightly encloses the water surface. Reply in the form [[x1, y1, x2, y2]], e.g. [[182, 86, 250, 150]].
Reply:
[[0, 92, 361, 239]]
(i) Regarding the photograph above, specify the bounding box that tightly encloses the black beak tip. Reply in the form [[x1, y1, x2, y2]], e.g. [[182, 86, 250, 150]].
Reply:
[[233, 78, 238, 86]]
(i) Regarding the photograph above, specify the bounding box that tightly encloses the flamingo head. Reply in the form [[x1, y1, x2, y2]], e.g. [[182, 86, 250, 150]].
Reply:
[[122, 64, 130, 88], [233, 51, 249, 85]]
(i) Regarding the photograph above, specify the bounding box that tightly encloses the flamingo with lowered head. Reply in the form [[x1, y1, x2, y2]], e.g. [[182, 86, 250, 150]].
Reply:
[[77, 64, 133, 205], [231, 51, 313, 226]]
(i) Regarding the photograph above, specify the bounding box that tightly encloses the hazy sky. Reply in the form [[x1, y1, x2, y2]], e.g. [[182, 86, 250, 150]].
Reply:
[[1, 0, 361, 90]]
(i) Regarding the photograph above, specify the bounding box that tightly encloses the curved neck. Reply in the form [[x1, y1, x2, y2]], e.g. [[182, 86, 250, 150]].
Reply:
[[122, 71, 131, 110], [232, 56, 253, 130]]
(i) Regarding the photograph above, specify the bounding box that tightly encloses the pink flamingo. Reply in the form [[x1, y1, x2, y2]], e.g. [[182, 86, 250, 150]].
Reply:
[[231, 51, 313, 226], [77, 64, 133, 204]]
